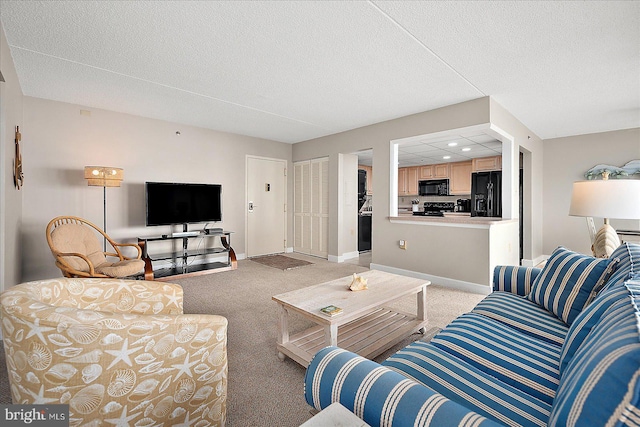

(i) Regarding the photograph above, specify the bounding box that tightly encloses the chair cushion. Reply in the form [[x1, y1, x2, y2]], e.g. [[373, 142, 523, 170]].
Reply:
[[383, 341, 552, 426], [549, 278, 640, 426], [51, 223, 106, 271], [526, 246, 618, 325], [431, 313, 561, 405], [472, 291, 569, 346], [95, 259, 145, 277]]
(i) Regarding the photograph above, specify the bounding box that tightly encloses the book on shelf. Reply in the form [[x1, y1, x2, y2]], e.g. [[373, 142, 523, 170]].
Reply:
[[320, 305, 343, 316]]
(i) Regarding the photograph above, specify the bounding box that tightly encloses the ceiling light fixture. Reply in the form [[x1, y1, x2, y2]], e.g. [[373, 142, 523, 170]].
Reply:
[[447, 142, 458, 147], [462, 148, 471, 152], [443, 156, 451, 160]]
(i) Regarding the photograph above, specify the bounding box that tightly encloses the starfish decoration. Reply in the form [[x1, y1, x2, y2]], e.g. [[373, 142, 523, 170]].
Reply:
[[104, 405, 141, 427], [23, 385, 58, 404], [172, 412, 198, 427], [113, 280, 134, 294], [165, 289, 181, 308], [22, 317, 55, 345], [105, 338, 143, 370], [172, 353, 197, 381]]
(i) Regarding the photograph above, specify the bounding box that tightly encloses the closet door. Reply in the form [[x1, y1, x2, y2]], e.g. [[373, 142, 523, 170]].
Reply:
[[294, 158, 328, 257], [294, 162, 312, 254], [310, 158, 329, 257]]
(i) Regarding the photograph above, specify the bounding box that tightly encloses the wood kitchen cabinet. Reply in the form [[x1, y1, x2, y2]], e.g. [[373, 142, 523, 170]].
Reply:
[[419, 165, 433, 179], [433, 163, 450, 178], [449, 161, 472, 195], [472, 155, 502, 172], [407, 167, 419, 195], [418, 163, 449, 180], [398, 168, 408, 195], [398, 166, 419, 196]]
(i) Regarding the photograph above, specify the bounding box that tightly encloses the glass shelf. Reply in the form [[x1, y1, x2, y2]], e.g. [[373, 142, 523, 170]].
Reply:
[[137, 231, 236, 280]]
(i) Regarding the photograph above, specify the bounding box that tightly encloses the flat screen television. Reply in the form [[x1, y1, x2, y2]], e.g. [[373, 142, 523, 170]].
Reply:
[[145, 182, 222, 226]]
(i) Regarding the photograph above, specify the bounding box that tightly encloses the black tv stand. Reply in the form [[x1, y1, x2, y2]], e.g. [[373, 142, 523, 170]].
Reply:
[[138, 229, 237, 281]]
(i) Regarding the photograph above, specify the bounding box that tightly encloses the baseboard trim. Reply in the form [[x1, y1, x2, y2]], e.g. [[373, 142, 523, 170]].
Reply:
[[370, 263, 492, 295], [328, 251, 360, 263]]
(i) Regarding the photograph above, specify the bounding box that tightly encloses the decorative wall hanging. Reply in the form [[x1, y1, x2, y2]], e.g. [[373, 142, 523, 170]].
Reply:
[[13, 125, 24, 189], [584, 160, 640, 179]]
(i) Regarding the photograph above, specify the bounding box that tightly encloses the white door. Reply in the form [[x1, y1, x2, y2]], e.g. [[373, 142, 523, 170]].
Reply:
[[294, 158, 328, 258], [247, 157, 286, 257]]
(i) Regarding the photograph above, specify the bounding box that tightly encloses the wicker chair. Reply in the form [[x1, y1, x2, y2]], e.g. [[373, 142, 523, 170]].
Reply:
[[0, 278, 228, 426], [46, 216, 145, 278]]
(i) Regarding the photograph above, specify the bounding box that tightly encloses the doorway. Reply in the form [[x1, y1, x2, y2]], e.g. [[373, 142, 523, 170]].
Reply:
[[246, 156, 287, 257]]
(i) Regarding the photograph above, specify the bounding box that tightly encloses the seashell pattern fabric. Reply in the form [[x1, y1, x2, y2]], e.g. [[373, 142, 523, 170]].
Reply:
[[0, 278, 228, 426]]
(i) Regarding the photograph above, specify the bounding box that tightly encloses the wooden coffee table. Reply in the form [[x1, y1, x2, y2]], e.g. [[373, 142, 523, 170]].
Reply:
[[272, 270, 430, 367]]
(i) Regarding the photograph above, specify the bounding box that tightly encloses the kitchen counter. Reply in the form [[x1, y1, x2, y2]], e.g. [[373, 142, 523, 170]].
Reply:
[[381, 211, 520, 291], [391, 211, 516, 227]]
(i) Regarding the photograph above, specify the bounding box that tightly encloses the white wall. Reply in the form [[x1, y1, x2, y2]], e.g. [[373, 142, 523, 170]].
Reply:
[[21, 97, 293, 282], [0, 22, 24, 291], [543, 128, 640, 255], [333, 153, 358, 261], [11, 86, 636, 287], [293, 97, 536, 288], [489, 98, 545, 265]]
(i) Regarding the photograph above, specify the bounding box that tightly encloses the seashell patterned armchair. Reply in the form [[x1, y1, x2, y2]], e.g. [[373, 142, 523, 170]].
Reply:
[[0, 278, 228, 427]]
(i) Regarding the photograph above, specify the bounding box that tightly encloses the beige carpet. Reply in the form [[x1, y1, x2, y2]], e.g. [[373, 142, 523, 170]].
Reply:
[[0, 253, 485, 426], [249, 254, 314, 270]]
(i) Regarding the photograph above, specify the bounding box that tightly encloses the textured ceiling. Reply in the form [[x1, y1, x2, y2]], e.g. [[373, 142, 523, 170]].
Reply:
[[0, 1, 638, 144]]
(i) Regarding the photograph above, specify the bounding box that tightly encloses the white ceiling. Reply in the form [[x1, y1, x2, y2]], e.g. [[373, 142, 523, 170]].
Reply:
[[355, 132, 501, 167], [1, 1, 638, 144], [398, 133, 502, 167]]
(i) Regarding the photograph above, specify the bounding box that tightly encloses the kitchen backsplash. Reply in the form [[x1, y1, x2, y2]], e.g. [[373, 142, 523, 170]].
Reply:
[[398, 194, 470, 207]]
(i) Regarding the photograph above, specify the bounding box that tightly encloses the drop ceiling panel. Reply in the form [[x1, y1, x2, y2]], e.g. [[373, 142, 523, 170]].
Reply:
[[466, 134, 499, 144]]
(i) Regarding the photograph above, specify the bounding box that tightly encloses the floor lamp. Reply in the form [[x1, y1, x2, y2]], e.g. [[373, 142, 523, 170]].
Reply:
[[84, 166, 124, 251], [569, 177, 640, 258]]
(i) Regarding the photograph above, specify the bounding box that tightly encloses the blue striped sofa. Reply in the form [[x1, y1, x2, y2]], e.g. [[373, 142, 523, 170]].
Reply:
[[304, 243, 640, 426]]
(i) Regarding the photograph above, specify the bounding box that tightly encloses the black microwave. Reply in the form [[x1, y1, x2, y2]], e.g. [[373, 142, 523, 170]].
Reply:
[[418, 179, 449, 196]]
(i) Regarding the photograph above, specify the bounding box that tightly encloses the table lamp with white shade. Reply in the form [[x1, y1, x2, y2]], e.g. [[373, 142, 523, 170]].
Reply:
[[569, 178, 640, 258]]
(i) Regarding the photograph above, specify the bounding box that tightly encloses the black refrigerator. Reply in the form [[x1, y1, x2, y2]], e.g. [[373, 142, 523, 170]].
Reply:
[[357, 169, 371, 251], [471, 171, 502, 217], [358, 169, 367, 211]]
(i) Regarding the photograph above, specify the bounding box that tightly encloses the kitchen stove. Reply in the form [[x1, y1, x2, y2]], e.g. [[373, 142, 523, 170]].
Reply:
[[413, 201, 455, 216], [423, 202, 455, 212]]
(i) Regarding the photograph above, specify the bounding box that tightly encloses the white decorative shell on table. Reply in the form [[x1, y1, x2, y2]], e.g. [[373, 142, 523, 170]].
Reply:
[[348, 273, 368, 291]]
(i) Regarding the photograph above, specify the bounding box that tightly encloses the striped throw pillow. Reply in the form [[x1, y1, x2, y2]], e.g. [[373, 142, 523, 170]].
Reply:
[[526, 246, 618, 325]]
